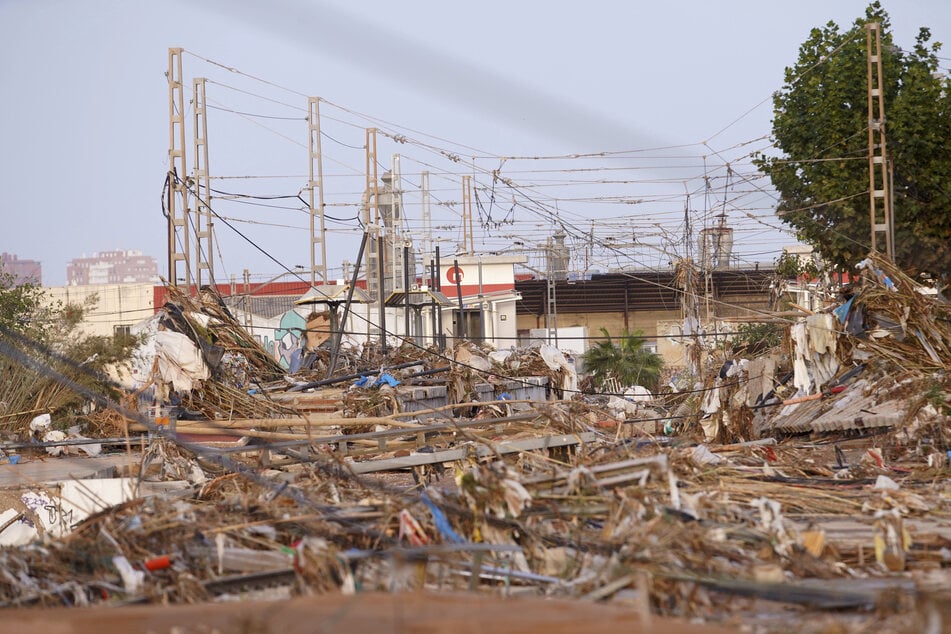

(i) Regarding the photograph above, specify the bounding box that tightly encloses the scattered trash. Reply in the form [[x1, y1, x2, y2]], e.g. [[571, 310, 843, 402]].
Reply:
[[28, 414, 51, 435], [874, 474, 901, 490], [0, 255, 945, 634]]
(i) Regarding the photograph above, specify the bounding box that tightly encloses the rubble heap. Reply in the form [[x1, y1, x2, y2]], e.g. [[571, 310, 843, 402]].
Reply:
[[0, 254, 947, 632]]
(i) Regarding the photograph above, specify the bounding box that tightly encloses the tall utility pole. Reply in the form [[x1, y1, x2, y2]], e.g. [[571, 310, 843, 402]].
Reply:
[[420, 170, 432, 271], [545, 253, 558, 347], [390, 154, 404, 292], [364, 128, 380, 304], [193, 77, 214, 289], [461, 175, 474, 254], [307, 97, 328, 286], [167, 48, 192, 292], [867, 22, 895, 260], [364, 128, 379, 227]]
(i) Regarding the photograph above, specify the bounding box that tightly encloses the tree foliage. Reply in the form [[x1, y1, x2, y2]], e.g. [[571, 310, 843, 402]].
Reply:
[[773, 251, 819, 280], [731, 322, 783, 354], [0, 269, 141, 430], [0, 271, 58, 344], [582, 327, 664, 392], [755, 2, 951, 281]]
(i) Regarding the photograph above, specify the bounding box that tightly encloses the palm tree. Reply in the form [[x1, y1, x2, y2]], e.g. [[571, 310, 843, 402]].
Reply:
[[583, 327, 664, 392]]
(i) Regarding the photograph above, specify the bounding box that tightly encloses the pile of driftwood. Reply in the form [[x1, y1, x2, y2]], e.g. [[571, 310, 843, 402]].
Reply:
[[682, 251, 951, 444], [0, 420, 947, 634], [1, 253, 948, 633]]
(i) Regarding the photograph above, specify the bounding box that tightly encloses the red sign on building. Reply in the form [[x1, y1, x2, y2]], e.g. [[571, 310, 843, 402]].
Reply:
[[446, 266, 464, 285]]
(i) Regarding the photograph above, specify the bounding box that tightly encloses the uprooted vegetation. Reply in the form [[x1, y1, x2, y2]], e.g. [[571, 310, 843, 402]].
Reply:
[[0, 253, 948, 633], [0, 271, 142, 434]]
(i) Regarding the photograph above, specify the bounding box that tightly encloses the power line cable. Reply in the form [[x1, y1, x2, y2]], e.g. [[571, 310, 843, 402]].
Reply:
[[175, 172, 768, 398]]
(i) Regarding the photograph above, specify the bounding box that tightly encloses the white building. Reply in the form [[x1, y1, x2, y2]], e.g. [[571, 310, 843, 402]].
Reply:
[[44, 283, 156, 338], [435, 254, 525, 350]]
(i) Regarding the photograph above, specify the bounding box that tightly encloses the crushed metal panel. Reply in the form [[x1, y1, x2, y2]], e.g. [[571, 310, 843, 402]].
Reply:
[[760, 378, 906, 435], [0, 477, 139, 546]]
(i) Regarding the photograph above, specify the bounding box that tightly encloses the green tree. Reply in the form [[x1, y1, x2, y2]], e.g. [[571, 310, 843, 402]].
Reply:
[[755, 2, 951, 281], [774, 252, 819, 280], [731, 322, 783, 354], [0, 271, 57, 343], [583, 327, 664, 392], [0, 270, 141, 431]]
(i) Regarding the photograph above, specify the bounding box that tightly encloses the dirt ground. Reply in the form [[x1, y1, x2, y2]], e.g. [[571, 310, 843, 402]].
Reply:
[[0, 591, 736, 634]]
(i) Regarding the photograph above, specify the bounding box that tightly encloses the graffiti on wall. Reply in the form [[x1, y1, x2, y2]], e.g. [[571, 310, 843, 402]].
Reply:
[[273, 310, 306, 369]]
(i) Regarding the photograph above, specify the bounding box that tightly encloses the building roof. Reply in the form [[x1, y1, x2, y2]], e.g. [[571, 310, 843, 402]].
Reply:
[[383, 288, 452, 307], [445, 254, 528, 266], [515, 268, 775, 315], [222, 295, 301, 320], [295, 285, 371, 305]]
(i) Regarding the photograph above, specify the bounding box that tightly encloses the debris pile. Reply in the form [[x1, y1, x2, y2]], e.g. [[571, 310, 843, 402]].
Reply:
[[689, 253, 951, 447], [0, 429, 946, 632], [112, 286, 298, 426], [0, 253, 947, 632]]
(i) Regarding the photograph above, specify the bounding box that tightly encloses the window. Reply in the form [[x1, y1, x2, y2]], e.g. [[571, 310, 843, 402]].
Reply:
[[114, 324, 131, 338]]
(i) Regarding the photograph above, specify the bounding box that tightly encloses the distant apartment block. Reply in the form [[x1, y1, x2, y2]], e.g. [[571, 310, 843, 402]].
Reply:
[[0, 252, 42, 285], [67, 250, 160, 286]]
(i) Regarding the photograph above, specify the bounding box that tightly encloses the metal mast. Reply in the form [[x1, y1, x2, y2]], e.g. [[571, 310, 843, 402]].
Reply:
[[390, 154, 404, 292], [364, 128, 380, 302], [193, 77, 213, 289], [307, 97, 328, 286], [866, 22, 895, 260], [461, 175, 474, 254], [546, 243, 558, 346], [420, 170, 432, 268], [167, 48, 192, 292]]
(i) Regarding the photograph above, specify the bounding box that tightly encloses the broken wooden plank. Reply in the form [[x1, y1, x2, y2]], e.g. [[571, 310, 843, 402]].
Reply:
[[346, 433, 597, 474]]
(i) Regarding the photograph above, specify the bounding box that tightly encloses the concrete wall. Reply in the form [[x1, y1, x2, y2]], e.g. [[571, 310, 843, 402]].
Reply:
[[229, 303, 375, 368], [490, 297, 519, 350], [438, 255, 525, 297], [517, 309, 677, 340], [711, 294, 774, 318], [396, 376, 549, 420], [518, 310, 761, 369], [517, 287, 773, 370], [656, 319, 689, 368], [441, 294, 520, 351], [44, 283, 155, 338]]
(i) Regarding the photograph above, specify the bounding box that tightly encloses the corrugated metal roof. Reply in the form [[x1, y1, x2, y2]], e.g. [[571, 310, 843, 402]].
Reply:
[[223, 295, 301, 320]]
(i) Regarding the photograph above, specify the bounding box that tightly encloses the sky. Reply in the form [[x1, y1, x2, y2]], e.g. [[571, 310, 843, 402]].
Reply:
[[1, 0, 949, 287]]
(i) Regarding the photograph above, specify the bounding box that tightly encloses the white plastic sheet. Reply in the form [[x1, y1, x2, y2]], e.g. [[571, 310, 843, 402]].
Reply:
[[154, 330, 210, 392], [29, 413, 52, 434], [539, 344, 578, 396]]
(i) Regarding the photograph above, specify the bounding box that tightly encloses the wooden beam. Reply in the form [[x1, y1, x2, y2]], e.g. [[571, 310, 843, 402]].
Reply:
[[347, 432, 596, 474]]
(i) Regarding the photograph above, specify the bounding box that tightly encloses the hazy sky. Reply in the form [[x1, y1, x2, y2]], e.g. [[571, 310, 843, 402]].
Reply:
[[1, 0, 948, 286]]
